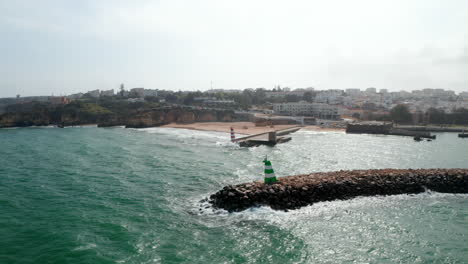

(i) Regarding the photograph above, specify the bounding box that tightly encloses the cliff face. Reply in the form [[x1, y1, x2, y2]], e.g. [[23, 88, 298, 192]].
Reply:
[[0, 110, 55, 127], [123, 108, 235, 128], [0, 102, 113, 128], [0, 104, 238, 128], [0, 108, 108, 128], [0, 113, 39, 127]]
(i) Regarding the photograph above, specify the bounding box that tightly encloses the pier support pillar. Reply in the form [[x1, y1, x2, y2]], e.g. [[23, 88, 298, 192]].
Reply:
[[268, 132, 277, 142]]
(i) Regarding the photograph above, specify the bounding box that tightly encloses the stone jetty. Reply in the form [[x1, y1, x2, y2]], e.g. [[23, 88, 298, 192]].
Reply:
[[346, 122, 436, 139], [209, 169, 468, 212]]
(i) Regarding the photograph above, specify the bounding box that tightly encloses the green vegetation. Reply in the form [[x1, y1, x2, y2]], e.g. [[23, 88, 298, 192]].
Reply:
[[426, 107, 468, 125], [390, 104, 412, 124]]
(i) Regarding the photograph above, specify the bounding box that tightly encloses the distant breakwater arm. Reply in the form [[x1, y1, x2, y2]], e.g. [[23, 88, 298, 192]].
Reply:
[[209, 169, 468, 212]]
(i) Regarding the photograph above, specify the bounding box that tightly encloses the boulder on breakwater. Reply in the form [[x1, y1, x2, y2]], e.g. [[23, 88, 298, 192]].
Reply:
[[209, 169, 468, 212]]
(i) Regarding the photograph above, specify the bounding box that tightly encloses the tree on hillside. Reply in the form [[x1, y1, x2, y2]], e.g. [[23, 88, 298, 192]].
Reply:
[[452, 108, 468, 125], [285, 94, 300, 102], [390, 104, 412, 123], [183, 93, 195, 105], [427, 108, 446, 124], [426, 107, 468, 125], [303, 91, 315, 102], [165, 94, 178, 103]]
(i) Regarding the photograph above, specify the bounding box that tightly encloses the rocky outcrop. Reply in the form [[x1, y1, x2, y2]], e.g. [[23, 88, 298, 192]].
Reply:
[[209, 169, 468, 212], [1, 105, 237, 128], [123, 108, 235, 128], [0, 110, 55, 127]]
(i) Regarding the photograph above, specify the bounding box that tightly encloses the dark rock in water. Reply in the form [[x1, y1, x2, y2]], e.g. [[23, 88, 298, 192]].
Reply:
[[209, 169, 468, 212]]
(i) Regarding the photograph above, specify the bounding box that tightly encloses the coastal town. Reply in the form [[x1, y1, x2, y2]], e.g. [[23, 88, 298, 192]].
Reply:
[[1, 85, 468, 129]]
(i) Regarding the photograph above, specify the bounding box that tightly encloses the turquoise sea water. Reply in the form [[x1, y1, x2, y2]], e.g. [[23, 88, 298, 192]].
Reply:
[[1, 126, 468, 263]]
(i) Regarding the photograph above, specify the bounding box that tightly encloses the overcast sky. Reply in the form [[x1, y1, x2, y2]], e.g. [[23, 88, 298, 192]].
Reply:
[[1, 0, 467, 97]]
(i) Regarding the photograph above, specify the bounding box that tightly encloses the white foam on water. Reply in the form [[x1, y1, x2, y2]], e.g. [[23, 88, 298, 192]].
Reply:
[[296, 129, 343, 135], [137, 127, 230, 141], [215, 141, 239, 148], [63, 124, 98, 128], [194, 191, 468, 228], [73, 243, 97, 251]]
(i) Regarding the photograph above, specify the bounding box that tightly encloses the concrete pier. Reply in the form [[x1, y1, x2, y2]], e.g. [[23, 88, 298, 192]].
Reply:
[[346, 122, 436, 139], [209, 169, 468, 212], [234, 126, 301, 147]]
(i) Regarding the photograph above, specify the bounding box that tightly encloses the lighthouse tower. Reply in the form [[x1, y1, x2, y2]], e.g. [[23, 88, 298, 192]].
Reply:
[[230, 127, 236, 142], [263, 157, 277, 184]]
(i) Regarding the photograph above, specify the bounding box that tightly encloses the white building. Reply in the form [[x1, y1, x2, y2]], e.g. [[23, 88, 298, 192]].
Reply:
[[265, 91, 305, 98], [204, 99, 235, 105], [68, 93, 83, 99], [86, 90, 100, 98], [346, 88, 361, 96], [391, 91, 412, 100], [422, 88, 456, 99], [455, 100, 468, 109], [129, 88, 158, 97], [143, 89, 158, 97], [412, 90, 424, 98], [194, 97, 216, 102], [366, 87, 377, 93], [314, 90, 344, 104], [273, 101, 312, 115], [100, 89, 114, 96], [206, 89, 242, 93], [459, 92, 468, 99], [130, 88, 145, 97], [273, 101, 340, 119], [127, 98, 145, 103]]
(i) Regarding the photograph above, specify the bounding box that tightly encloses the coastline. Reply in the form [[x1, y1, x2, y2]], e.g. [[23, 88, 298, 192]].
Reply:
[[0, 124, 99, 129], [1, 121, 347, 134], [161, 122, 345, 135]]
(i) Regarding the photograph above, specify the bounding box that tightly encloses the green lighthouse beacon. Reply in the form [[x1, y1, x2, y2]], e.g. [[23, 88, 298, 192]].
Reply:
[[263, 156, 277, 184]]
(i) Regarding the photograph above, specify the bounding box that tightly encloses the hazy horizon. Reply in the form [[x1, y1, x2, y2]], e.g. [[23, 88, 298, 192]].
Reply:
[[1, 0, 467, 98]]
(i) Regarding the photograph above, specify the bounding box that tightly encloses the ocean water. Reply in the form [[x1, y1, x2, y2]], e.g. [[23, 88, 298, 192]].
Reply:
[[1, 126, 467, 263]]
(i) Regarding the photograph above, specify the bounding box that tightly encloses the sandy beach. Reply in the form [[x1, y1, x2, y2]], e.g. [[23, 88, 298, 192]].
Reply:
[[161, 122, 344, 135]]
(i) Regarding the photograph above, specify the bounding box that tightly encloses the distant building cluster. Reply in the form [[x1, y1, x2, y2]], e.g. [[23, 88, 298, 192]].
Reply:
[[128, 88, 158, 97], [265, 87, 466, 115], [2, 84, 467, 122], [194, 97, 235, 106], [264, 87, 314, 98], [67, 87, 158, 99], [207, 86, 468, 119]]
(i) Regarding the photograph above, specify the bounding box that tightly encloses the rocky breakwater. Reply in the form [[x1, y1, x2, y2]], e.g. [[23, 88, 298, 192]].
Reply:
[[209, 169, 468, 212]]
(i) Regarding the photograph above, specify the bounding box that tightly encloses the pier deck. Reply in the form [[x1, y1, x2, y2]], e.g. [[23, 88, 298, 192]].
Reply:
[[233, 126, 301, 147]]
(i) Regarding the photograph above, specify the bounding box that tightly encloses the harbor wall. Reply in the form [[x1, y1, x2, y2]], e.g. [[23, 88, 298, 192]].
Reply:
[[209, 169, 468, 212], [346, 122, 435, 138], [394, 125, 468, 133], [346, 122, 393, 134]]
